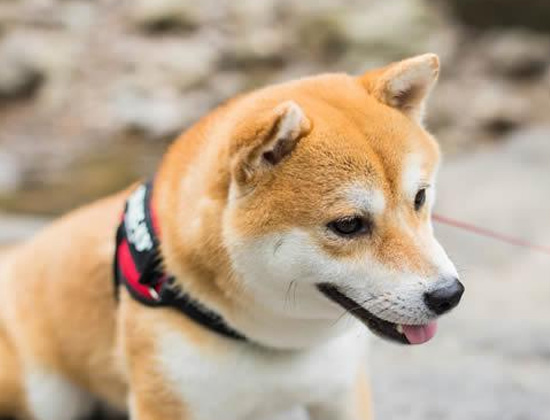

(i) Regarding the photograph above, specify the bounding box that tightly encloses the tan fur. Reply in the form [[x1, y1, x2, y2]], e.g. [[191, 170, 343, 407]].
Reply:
[[121, 295, 188, 420], [0, 325, 24, 416], [0, 194, 130, 413], [354, 369, 374, 420], [0, 54, 447, 419]]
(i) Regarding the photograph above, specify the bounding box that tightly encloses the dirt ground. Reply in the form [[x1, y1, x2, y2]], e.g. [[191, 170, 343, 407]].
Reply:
[[1, 127, 549, 420]]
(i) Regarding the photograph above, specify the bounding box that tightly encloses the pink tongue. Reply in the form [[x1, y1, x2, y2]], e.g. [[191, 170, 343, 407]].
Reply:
[[402, 321, 438, 345]]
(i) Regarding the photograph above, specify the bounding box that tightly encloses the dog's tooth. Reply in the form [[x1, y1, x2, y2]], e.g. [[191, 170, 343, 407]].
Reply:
[[396, 325, 404, 334]]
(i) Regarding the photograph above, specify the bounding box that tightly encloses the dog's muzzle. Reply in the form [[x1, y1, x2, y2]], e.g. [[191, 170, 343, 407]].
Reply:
[[317, 278, 465, 345]]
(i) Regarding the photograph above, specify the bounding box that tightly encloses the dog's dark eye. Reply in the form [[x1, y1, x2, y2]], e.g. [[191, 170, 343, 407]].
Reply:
[[414, 188, 426, 211], [328, 217, 370, 237]]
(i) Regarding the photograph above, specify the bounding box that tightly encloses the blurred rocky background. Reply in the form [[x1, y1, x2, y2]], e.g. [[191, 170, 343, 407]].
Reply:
[[0, 0, 548, 216], [0, 2, 549, 419]]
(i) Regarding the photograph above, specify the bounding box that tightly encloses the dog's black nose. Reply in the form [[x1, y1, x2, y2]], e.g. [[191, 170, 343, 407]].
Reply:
[[424, 279, 465, 315]]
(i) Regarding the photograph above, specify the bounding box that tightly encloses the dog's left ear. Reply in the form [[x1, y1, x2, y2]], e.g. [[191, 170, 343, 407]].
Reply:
[[361, 53, 440, 123], [231, 101, 311, 185]]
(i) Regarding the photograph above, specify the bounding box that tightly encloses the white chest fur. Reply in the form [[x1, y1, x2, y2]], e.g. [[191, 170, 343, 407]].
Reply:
[[156, 326, 369, 420]]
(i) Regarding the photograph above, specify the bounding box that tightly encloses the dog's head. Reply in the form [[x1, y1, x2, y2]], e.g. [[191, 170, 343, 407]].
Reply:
[[221, 54, 463, 346]]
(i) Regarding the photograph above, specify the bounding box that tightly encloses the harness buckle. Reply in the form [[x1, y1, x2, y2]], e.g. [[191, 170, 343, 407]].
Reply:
[[148, 286, 160, 301]]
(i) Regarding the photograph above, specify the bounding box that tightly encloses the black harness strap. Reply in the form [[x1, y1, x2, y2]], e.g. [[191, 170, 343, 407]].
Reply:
[[113, 181, 246, 341]]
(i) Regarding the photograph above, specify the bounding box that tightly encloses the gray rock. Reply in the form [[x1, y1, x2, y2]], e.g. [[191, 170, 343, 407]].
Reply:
[[430, 0, 550, 33], [298, 0, 446, 66], [0, 152, 21, 193], [478, 31, 550, 80], [0, 213, 48, 245], [127, 0, 212, 32], [221, 28, 288, 69], [59, 1, 99, 32], [110, 84, 187, 140], [116, 37, 219, 91], [0, 34, 44, 100], [0, 30, 78, 105]]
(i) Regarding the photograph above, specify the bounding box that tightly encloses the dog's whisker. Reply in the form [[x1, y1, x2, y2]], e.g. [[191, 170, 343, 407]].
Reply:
[[284, 279, 300, 310], [284, 280, 294, 309], [330, 310, 351, 327], [273, 238, 284, 255], [329, 296, 375, 327]]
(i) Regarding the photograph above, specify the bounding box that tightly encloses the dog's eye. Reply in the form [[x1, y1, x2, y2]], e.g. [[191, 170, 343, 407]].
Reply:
[[414, 188, 426, 211], [328, 217, 370, 237]]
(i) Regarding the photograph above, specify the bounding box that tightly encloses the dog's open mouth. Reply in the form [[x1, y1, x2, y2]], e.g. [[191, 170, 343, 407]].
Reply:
[[317, 283, 437, 345]]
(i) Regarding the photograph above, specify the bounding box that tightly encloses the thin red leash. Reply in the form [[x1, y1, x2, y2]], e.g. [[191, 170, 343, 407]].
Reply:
[[432, 213, 550, 256]]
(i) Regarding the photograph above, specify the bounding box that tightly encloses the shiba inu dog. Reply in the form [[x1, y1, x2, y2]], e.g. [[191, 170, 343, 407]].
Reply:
[[0, 53, 464, 420]]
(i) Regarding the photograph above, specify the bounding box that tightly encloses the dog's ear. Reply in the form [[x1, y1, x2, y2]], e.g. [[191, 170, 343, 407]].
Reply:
[[231, 101, 311, 185], [361, 53, 440, 123]]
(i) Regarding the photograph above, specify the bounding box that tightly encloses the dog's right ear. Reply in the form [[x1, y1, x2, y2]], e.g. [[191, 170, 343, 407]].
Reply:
[[231, 101, 311, 185], [361, 53, 440, 124]]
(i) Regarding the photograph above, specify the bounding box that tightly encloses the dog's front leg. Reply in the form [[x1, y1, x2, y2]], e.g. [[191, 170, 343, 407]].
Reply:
[[126, 350, 188, 420], [122, 302, 188, 420], [307, 369, 373, 420], [128, 391, 185, 420], [126, 349, 187, 420]]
